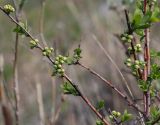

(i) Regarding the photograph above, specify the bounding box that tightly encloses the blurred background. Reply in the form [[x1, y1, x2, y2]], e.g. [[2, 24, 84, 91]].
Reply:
[[0, 0, 160, 125]]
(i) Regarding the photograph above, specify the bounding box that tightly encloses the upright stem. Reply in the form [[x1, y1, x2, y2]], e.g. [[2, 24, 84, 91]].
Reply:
[[143, 0, 151, 117], [13, 33, 20, 125], [12, 0, 21, 124], [63, 74, 111, 125], [36, 82, 45, 125]]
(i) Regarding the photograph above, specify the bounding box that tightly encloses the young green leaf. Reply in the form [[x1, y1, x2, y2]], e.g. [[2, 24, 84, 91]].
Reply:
[[150, 6, 160, 22], [66, 46, 82, 65], [121, 110, 132, 122], [13, 21, 28, 36], [61, 82, 79, 96], [96, 100, 105, 111], [96, 120, 104, 125], [150, 64, 160, 80], [138, 79, 150, 92]]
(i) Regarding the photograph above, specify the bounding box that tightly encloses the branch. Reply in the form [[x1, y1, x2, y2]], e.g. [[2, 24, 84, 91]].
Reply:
[[12, 0, 21, 124], [77, 62, 144, 115], [143, 0, 151, 117], [92, 34, 134, 99], [0, 6, 111, 125]]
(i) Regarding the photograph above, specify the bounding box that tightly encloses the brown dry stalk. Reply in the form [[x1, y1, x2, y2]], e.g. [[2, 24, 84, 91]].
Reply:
[[2, 105, 13, 125], [36, 82, 45, 125]]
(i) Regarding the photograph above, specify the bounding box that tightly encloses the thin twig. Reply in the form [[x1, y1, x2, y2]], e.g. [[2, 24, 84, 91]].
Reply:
[[77, 62, 144, 115], [143, 0, 151, 117], [92, 34, 134, 99], [12, 0, 21, 124]]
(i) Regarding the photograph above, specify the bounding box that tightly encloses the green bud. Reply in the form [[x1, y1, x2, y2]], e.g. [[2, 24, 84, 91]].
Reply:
[[139, 61, 145, 67], [135, 64, 140, 69], [3, 4, 15, 14], [121, 37, 127, 41], [127, 58, 131, 62], [47, 49, 51, 54], [57, 64, 62, 68], [74, 54, 78, 58], [137, 48, 142, 52], [109, 115, 113, 120], [63, 57, 67, 61], [135, 60, 140, 65], [123, 33, 128, 37], [55, 61, 59, 65], [112, 111, 117, 116], [44, 47, 49, 50], [57, 69, 62, 73], [61, 69, 65, 73], [56, 57, 59, 61], [132, 71, 137, 76], [127, 39, 132, 43], [136, 44, 141, 48], [29, 39, 38, 49], [117, 112, 121, 117], [50, 47, 54, 51], [58, 55, 63, 59], [60, 60, 64, 64], [42, 51, 47, 56], [54, 65, 58, 69], [126, 63, 132, 67], [128, 35, 133, 40], [134, 47, 137, 51], [128, 47, 132, 51]]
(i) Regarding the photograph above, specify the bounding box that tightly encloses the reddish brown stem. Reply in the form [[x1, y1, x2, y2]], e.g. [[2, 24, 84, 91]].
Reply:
[[143, 0, 151, 117]]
